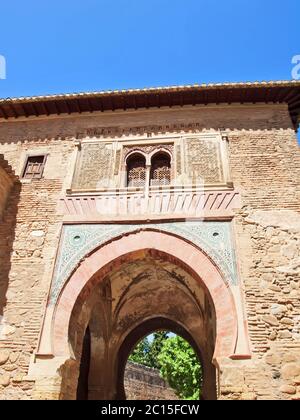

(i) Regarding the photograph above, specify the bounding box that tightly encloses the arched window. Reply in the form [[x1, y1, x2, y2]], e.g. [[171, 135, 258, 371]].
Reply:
[[127, 153, 146, 188], [150, 152, 171, 186]]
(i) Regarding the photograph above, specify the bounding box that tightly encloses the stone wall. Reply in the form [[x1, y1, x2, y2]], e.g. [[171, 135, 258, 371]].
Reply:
[[0, 155, 15, 220], [219, 209, 300, 400], [124, 362, 178, 400], [228, 129, 300, 211], [0, 139, 74, 399], [221, 126, 300, 400], [0, 103, 299, 400], [0, 156, 22, 397], [0, 169, 10, 220]]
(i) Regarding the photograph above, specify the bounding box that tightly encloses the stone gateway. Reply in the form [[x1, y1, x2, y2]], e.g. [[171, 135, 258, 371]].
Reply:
[[0, 81, 299, 400]]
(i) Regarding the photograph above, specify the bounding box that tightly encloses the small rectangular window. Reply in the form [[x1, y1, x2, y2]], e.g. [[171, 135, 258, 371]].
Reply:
[[22, 155, 47, 179]]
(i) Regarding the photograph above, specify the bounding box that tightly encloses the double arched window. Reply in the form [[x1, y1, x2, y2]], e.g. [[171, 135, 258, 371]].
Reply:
[[126, 151, 171, 188]]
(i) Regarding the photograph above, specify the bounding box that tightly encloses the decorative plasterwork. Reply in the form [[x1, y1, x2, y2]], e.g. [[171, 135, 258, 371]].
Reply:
[[70, 132, 229, 191], [77, 123, 212, 139], [49, 221, 239, 304], [185, 137, 225, 184], [72, 142, 114, 190], [123, 144, 174, 162]]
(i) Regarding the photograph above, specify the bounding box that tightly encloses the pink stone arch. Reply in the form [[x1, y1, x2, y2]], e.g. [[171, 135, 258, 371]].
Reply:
[[52, 230, 238, 360]]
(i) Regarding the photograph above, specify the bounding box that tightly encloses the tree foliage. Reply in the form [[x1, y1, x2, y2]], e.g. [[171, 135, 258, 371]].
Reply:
[[146, 331, 169, 369], [128, 331, 202, 400], [128, 337, 151, 366], [158, 335, 202, 400], [128, 332, 169, 368]]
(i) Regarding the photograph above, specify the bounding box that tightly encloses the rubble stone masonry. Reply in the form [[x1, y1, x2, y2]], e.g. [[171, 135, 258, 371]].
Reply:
[[124, 362, 178, 400], [0, 103, 299, 400]]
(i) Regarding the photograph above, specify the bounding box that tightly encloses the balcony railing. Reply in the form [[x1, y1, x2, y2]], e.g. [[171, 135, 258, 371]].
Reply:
[[59, 185, 241, 221], [150, 179, 170, 187], [127, 180, 146, 188]]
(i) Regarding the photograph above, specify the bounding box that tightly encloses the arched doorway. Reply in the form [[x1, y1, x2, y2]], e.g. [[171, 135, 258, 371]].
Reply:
[[72, 252, 217, 400], [34, 230, 242, 400], [118, 319, 204, 400], [49, 230, 237, 399]]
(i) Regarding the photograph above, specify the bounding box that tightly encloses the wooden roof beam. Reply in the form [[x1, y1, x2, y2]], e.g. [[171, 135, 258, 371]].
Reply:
[[282, 87, 297, 103], [39, 101, 49, 116], [63, 99, 71, 115], [288, 92, 300, 107], [86, 98, 95, 113], [8, 103, 17, 118], [52, 100, 61, 115], [73, 99, 82, 114], [31, 102, 40, 117]]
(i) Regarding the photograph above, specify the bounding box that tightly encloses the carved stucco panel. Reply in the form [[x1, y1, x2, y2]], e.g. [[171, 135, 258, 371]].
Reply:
[[72, 143, 114, 190], [123, 144, 174, 163], [49, 221, 239, 304], [185, 137, 225, 184]]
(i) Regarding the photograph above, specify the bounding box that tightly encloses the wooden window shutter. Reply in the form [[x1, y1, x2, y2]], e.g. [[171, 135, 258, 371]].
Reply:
[[23, 155, 47, 179]]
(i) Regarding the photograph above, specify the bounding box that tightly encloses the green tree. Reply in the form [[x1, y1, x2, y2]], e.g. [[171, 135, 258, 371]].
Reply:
[[158, 335, 202, 400], [128, 337, 151, 366], [147, 331, 169, 369], [128, 332, 170, 368]]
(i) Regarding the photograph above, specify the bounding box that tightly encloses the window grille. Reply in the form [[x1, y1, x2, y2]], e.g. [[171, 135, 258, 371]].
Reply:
[[127, 155, 146, 188], [150, 153, 171, 186]]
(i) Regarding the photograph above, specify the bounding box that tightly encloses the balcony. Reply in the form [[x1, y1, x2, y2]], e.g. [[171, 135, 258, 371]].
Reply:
[[59, 184, 241, 222]]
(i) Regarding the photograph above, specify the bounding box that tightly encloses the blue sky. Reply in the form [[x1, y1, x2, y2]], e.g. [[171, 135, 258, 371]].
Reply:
[[0, 0, 299, 138]]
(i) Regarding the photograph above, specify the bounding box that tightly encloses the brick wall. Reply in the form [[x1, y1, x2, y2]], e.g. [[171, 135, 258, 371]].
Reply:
[[0, 170, 11, 220], [224, 126, 300, 400], [0, 155, 15, 220], [229, 129, 300, 211], [0, 139, 74, 399]]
